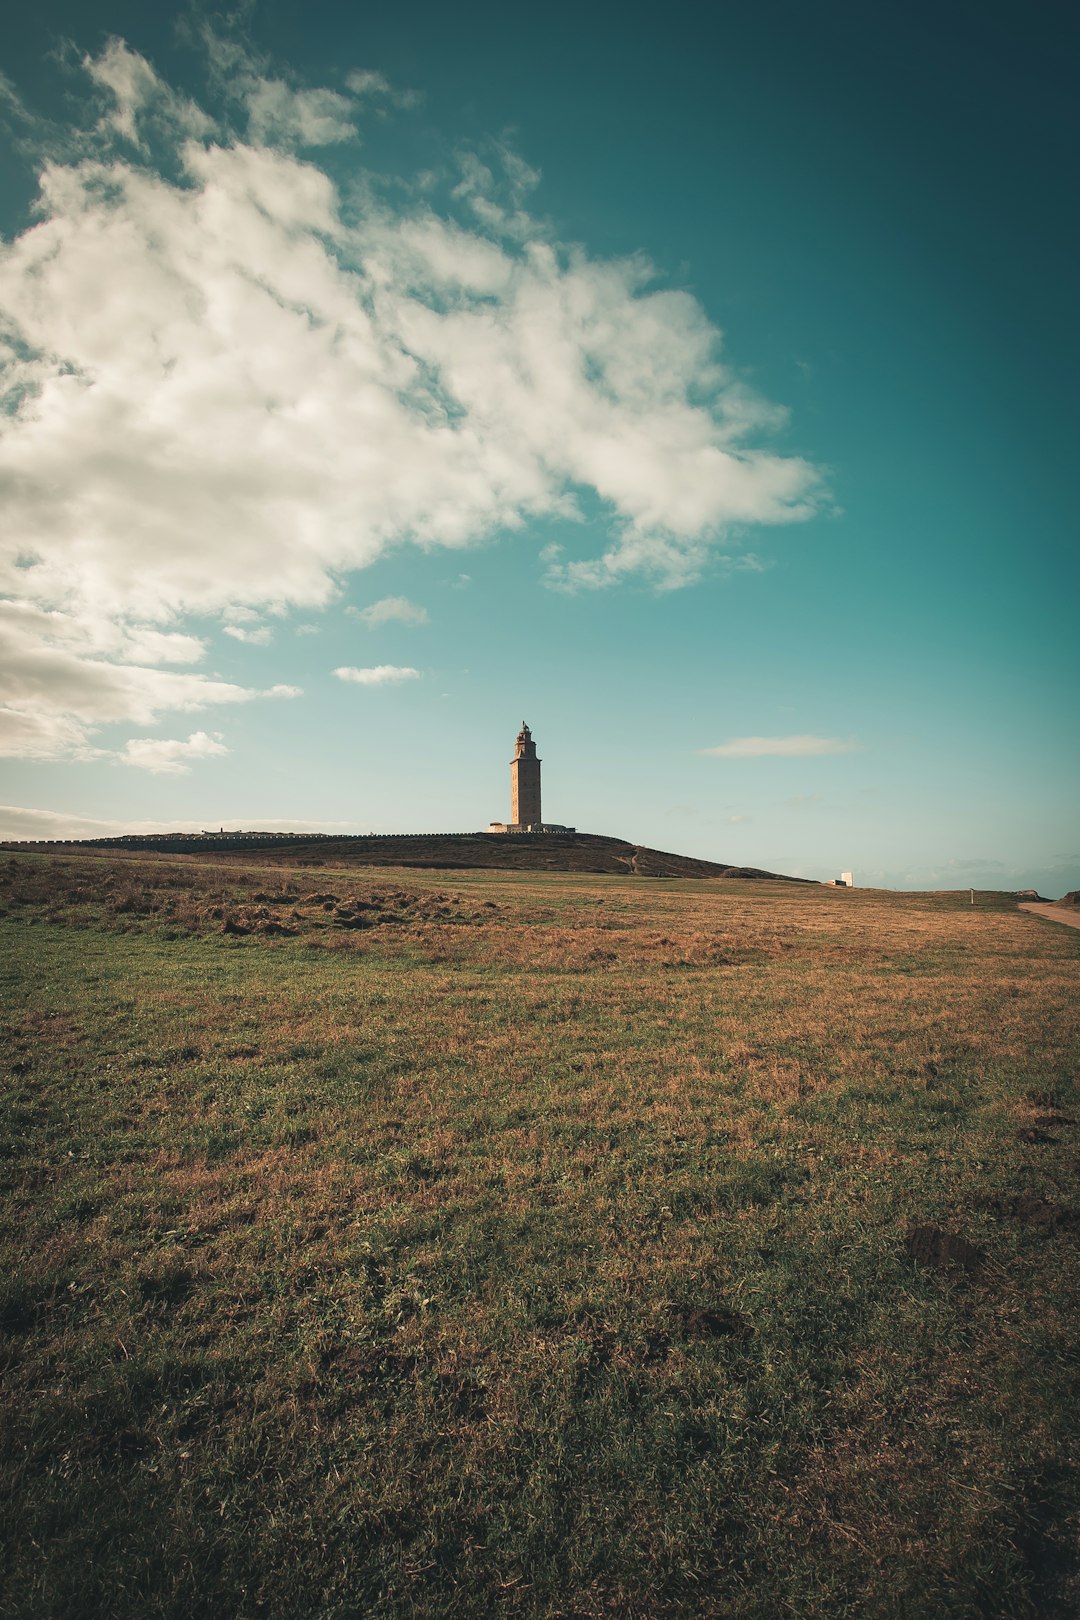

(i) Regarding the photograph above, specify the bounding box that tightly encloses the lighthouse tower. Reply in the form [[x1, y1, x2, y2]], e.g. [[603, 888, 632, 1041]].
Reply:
[[510, 721, 542, 829]]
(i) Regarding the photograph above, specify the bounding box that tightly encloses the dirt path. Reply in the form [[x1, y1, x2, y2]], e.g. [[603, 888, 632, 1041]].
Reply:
[[1018, 902, 1080, 931]]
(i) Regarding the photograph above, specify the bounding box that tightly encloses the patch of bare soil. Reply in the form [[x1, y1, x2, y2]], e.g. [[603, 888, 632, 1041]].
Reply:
[[904, 1225, 985, 1276], [979, 1194, 1079, 1232], [1025, 1088, 1066, 1108], [674, 1305, 754, 1341]]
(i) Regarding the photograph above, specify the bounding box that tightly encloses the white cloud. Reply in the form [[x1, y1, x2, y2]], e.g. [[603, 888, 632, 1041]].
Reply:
[[245, 71, 418, 146], [223, 624, 273, 645], [119, 627, 207, 663], [700, 736, 858, 758], [194, 24, 415, 148], [83, 38, 214, 147], [349, 596, 429, 627], [117, 730, 229, 774], [334, 665, 420, 685], [451, 146, 542, 239], [245, 81, 360, 146], [0, 600, 300, 759], [83, 38, 160, 144], [344, 69, 419, 110], [0, 38, 821, 759], [0, 708, 94, 761]]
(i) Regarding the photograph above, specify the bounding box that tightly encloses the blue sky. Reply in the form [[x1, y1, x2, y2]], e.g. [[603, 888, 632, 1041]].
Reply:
[[0, 1, 1076, 891]]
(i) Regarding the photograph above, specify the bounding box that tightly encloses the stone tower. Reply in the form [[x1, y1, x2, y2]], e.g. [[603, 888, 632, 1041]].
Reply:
[[510, 721, 542, 829]]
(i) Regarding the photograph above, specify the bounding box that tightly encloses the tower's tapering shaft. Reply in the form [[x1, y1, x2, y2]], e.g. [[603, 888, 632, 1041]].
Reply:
[[510, 721, 542, 828]]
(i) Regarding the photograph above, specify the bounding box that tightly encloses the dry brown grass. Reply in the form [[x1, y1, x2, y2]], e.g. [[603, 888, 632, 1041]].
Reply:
[[1, 852, 1078, 1618]]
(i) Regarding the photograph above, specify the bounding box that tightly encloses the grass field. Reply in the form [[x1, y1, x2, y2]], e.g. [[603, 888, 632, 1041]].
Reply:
[[2, 851, 1078, 1619]]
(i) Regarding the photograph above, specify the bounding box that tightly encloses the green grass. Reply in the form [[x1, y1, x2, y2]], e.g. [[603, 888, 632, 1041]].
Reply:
[[1, 852, 1078, 1618]]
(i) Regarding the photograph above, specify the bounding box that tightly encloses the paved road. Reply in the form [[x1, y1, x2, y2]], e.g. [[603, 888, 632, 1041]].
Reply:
[[1018, 903, 1080, 931]]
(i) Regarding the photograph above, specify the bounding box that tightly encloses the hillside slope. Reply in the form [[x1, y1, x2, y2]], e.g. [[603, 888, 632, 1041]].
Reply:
[[23, 830, 808, 881]]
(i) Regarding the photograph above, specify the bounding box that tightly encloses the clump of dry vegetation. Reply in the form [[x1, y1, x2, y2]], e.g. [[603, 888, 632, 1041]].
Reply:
[[0, 855, 492, 940], [1, 850, 1078, 1619]]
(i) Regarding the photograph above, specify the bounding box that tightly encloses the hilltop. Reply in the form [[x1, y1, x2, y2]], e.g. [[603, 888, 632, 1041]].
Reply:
[[8, 829, 809, 881]]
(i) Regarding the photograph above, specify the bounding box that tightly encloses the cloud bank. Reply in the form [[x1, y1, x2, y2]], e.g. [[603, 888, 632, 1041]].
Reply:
[[0, 34, 821, 761], [0, 804, 356, 840]]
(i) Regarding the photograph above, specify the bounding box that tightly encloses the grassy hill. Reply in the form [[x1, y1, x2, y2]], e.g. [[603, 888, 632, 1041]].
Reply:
[[12, 829, 808, 881], [2, 849, 1078, 1619]]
